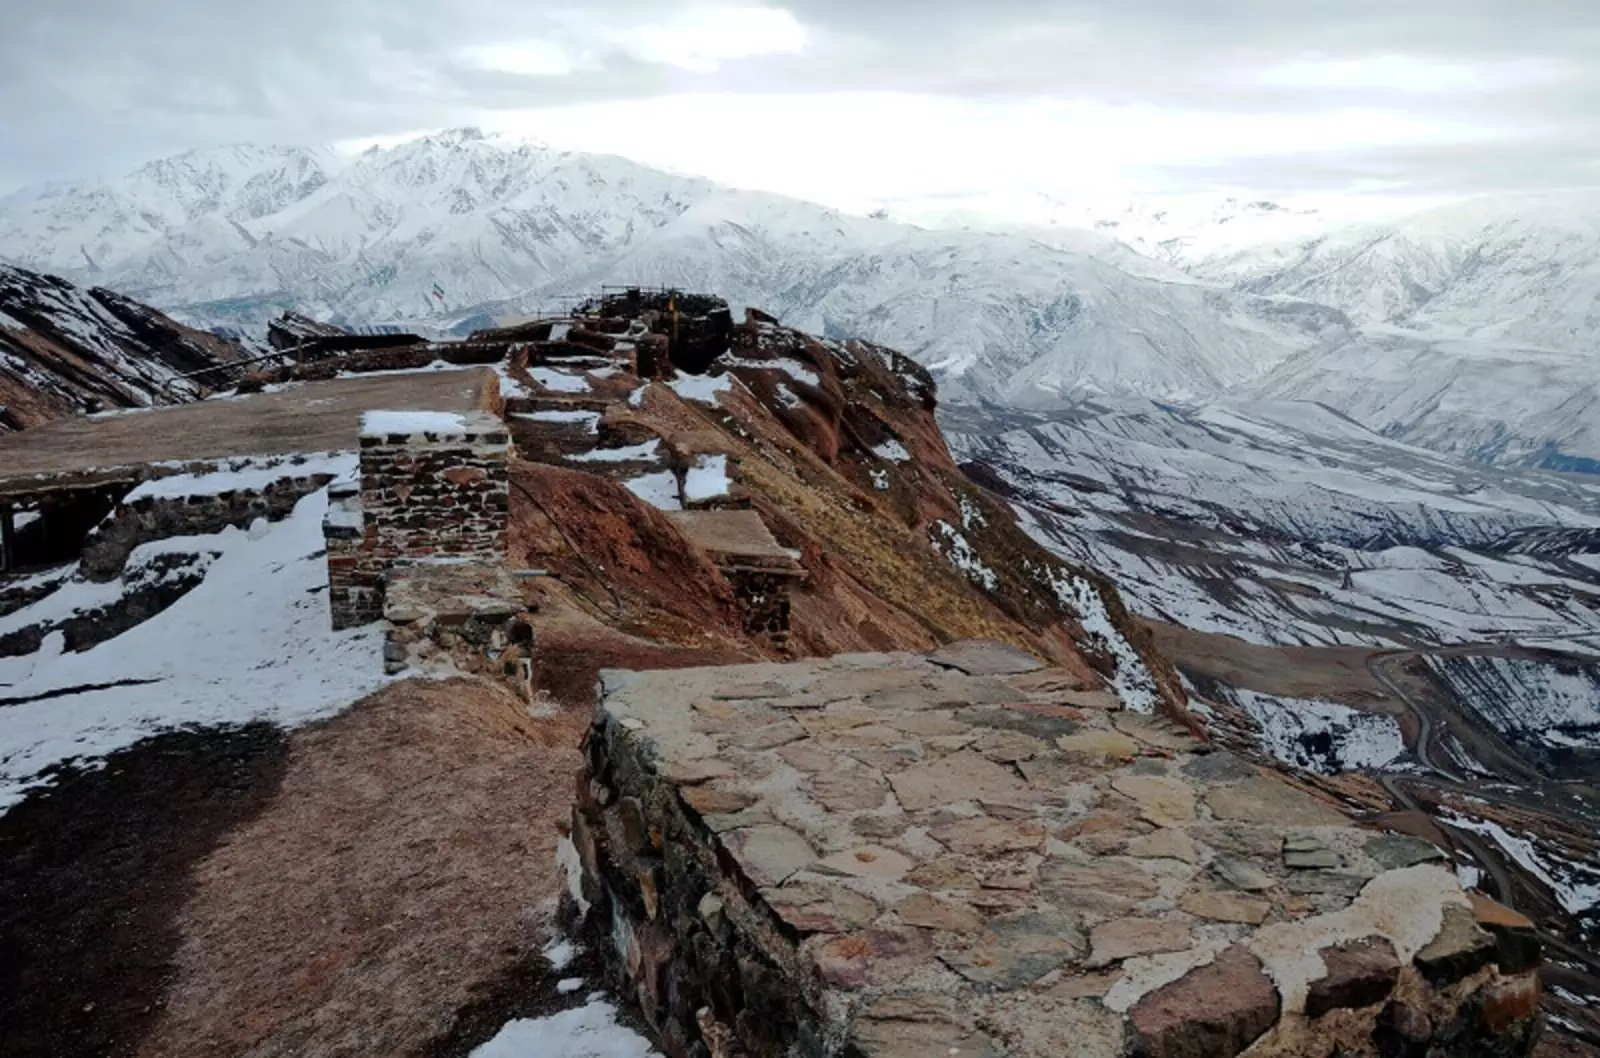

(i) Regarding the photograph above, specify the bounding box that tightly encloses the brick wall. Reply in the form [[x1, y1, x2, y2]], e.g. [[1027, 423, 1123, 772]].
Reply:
[[325, 411, 510, 629]]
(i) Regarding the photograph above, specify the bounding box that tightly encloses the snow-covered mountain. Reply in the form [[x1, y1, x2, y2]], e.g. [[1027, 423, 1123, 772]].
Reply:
[[2, 132, 1597, 471], [0, 130, 1349, 407], [1175, 194, 1600, 470]]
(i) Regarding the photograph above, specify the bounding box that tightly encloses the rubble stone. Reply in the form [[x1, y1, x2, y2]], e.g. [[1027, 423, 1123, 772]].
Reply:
[[1364, 833, 1448, 870], [1178, 890, 1271, 925], [721, 825, 816, 887], [887, 751, 1024, 811], [1111, 775, 1197, 826], [898, 893, 983, 933], [1128, 946, 1280, 1058], [1467, 892, 1542, 973], [927, 638, 1046, 676], [816, 845, 915, 882], [940, 908, 1086, 990], [1056, 729, 1140, 763], [1304, 936, 1401, 1018], [1088, 918, 1193, 968], [1204, 778, 1348, 827], [1414, 904, 1497, 985], [929, 816, 1047, 856], [1126, 828, 1200, 864]]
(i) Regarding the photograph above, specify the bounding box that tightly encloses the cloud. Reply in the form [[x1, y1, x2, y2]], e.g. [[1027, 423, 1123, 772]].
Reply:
[[0, 0, 1597, 203]]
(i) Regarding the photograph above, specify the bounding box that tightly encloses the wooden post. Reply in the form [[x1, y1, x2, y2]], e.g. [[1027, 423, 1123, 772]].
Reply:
[[1, 504, 14, 576]]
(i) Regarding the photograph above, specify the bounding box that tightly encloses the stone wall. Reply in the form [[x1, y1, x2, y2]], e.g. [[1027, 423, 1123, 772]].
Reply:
[[324, 478, 379, 631], [725, 567, 800, 647], [572, 645, 1543, 1058], [324, 410, 510, 629], [382, 562, 533, 691], [83, 464, 337, 582]]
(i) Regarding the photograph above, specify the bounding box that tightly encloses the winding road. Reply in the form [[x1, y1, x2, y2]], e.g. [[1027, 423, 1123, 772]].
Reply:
[[1365, 647, 1600, 1002]]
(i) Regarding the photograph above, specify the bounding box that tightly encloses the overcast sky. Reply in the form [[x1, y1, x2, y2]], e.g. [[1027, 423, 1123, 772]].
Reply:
[[3, 1, 1597, 212]]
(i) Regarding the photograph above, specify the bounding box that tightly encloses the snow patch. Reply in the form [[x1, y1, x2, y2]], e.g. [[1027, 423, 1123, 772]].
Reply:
[[1034, 564, 1161, 713], [930, 520, 999, 592], [1227, 688, 1406, 774], [468, 1000, 658, 1058], [571, 441, 661, 464], [0, 490, 391, 811], [361, 410, 470, 436], [127, 453, 355, 501], [625, 471, 681, 511], [530, 366, 592, 394], [873, 439, 911, 463], [727, 356, 820, 388], [683, 455, 730, 504], [667, 373, 732, 405], [1443, 811, 1600, 916], [543, 938, 577, 972], [516, 410, 600, 433]]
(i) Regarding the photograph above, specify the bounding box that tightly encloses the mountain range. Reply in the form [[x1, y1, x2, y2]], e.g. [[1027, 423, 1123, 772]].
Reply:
[[1, 129, 1596, 472]]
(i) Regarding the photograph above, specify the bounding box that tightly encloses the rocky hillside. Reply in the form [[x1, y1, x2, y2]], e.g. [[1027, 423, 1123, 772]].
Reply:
[[0, 263, 240, 431]]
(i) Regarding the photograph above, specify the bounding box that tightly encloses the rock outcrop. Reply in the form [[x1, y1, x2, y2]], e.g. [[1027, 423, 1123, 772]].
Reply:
[[0, 263, 240, 430]]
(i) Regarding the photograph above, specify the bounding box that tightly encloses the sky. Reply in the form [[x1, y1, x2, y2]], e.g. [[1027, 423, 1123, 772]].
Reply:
[[2, 0, 1598, 214]]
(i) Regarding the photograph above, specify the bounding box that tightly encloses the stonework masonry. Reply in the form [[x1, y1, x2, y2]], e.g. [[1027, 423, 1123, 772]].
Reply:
[[572, 643, 1543, 1058], [325, 411, 510, 630]]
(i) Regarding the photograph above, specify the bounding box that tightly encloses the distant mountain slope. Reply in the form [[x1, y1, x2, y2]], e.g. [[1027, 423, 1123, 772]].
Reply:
[[0, 131, 1346, 407], [0, 264, 240, 430], [943, 396, 1600, 648], [4, 136, 1598, 470], [1251, 331, 1600, 473]]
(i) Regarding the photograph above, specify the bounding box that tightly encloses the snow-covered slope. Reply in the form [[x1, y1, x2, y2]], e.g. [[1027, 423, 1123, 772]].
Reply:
[[945, 398, 1600, 648], [1252, 331, 1599, 473], [0, 130, 715, 328], [1194, 193, 1600, 343], [534, 197, 1352, 404], [1173, 194, 1600, 468], [0, 263, 241, 429], [0, 487, 389, 808], [5, 135, 1597, 468], [890, 192, 1344, 270], [0, 132, 1348, 407]]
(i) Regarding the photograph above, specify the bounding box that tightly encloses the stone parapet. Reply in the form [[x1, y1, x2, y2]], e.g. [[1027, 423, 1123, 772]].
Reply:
[[572, 643, 1542, 1058]]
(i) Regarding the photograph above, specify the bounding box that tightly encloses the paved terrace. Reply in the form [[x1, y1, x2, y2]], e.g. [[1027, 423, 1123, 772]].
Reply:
[[574, 642, 1543, 1058], [0, 369, 500, 500]]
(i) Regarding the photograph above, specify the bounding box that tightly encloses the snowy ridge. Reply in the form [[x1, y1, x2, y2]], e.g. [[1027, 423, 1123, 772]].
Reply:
[[0, 263, 240, 428], [1421, 655, 1600, 751], [1209, 685, 1406, 775], [0, 132, 1348, 411], [947, 398, 1600, 649]]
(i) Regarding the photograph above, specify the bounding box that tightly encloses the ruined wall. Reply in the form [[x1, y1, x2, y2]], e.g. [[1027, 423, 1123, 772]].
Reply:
[[725, 567, 798, 647], [382, 563, 533, 689], [325, 411, 510, 629], [82, 466, 337, 581], [324, 478, 378, 631]]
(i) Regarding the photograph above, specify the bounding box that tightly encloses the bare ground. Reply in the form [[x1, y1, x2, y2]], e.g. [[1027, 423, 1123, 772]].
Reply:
[[133, 678, 586, 1058], [1147, 621, 1396, 711]]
